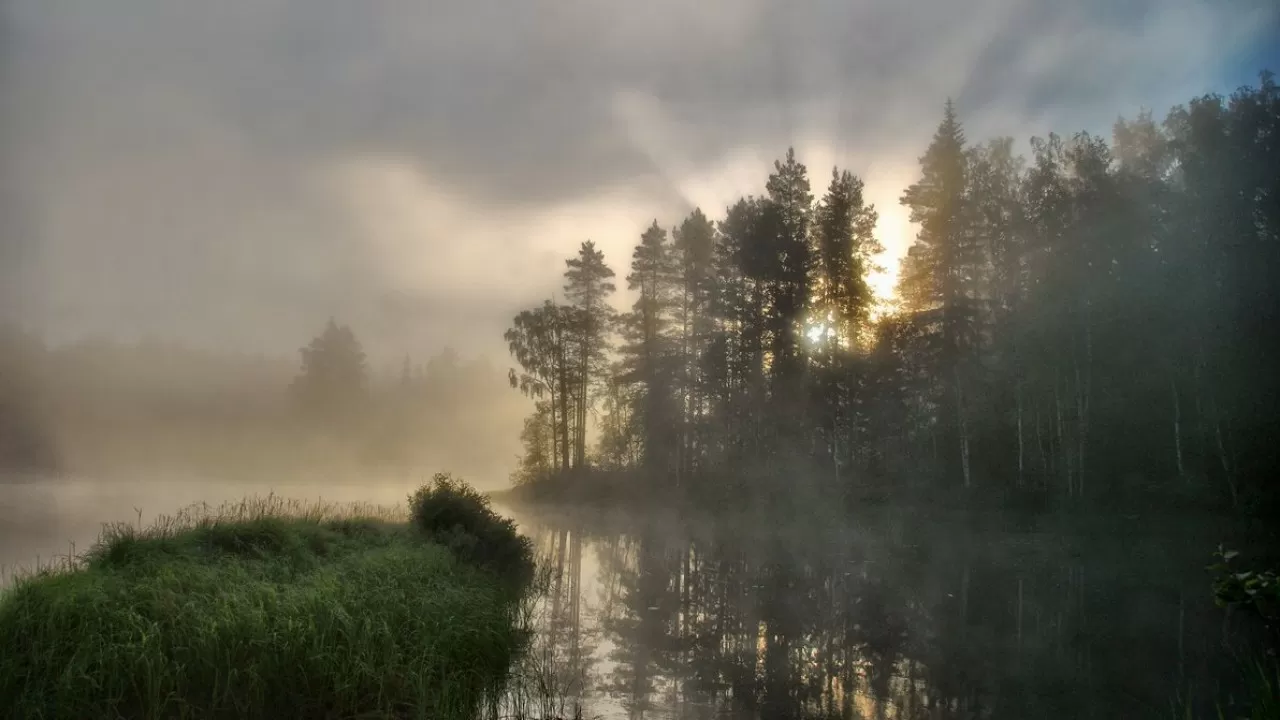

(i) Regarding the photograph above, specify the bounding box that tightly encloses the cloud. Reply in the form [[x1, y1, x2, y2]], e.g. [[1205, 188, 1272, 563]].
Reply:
[[3, 0, 1274, 360]]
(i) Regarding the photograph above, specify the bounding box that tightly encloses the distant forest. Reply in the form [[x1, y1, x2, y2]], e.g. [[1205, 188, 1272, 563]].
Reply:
[[506, 73, 1280, 515], [0, 320, 525, 484]]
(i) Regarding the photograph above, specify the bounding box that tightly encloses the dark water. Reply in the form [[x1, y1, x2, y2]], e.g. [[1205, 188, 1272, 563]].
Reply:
[[493, 502, 1265, 720], [1, 478, 1264, 718]]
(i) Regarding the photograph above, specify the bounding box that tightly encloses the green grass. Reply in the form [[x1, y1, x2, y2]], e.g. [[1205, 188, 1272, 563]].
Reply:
[[0, 490, 535, 719]]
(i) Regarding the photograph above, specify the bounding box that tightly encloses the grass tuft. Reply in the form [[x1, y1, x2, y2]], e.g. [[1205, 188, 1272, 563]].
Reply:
[[0, 486, 535, 719]]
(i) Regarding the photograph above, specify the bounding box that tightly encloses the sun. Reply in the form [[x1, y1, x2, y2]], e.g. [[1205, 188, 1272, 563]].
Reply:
[[806, 323, 829, 345]]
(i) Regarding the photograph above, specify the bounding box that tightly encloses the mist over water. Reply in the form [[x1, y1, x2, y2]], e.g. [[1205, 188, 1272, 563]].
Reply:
[[494, 502, 1263, 720], [1, 476, 1269, 718]]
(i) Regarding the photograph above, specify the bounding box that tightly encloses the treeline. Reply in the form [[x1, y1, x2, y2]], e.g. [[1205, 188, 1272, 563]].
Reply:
[[506, 73, 1280, 513], [0, 320, 524, 483]]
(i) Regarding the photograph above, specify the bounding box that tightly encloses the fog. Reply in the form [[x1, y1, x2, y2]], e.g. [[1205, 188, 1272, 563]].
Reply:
[[2, 1, 1279, 717], [2, 0, 1274, 484], [4, 0, 1275, 355]]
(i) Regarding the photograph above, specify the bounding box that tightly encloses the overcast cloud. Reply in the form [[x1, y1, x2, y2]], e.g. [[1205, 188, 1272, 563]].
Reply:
[[2, 0, 1276, 362]]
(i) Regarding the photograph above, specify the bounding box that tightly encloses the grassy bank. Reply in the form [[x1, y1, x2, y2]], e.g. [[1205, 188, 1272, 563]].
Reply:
[[0, 476, 534, 719]]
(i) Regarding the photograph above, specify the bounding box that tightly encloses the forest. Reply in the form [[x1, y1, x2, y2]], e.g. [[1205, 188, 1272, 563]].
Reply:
[[505, 73, 1280, 517]]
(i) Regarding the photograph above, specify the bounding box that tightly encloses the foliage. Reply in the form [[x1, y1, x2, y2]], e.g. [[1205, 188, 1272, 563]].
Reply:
[[505, 71, 1280, 520], [1208, 546, 1280, 622], [409, 472, 535, 587], [563, 241, 618, 468], [0, 494, 531, 720], [1203, 546, 1280, 720], [506, 301, 575, 474]]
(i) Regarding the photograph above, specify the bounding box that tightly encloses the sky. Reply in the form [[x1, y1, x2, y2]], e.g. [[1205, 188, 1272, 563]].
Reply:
[[2, 0, 1276, 364]]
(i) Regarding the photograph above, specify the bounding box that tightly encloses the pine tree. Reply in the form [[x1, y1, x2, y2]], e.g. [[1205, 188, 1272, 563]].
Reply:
[[709, 197, 771, 465], [812, 167, 882, 482], [899, 100, 980, 487], [814, 167, 881, 352], [763, 148, 814, 388], [673, 209, 717, 477], [563, 240, 617, 469], [619, 221, 680, 476]]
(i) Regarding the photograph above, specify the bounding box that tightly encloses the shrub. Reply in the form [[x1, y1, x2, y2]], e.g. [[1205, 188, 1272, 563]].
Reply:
[[409, 473, 534, 586]]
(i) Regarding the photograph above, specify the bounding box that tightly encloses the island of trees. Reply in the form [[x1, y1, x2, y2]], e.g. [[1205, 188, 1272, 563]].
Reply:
[[505, 74, 1280, 517]]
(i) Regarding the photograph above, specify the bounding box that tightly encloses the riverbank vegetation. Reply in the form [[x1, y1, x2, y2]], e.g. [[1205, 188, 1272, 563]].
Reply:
[[504, 74, 1280, 522], [0, 476, 534, 720]]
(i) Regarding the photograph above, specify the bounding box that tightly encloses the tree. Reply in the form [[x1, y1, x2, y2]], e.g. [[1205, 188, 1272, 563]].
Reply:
[[290, 318, 368, 429], [673, 209, 718, 476], [502, 74, 1280, 514], [899, 100, 980, 488], [762, 148, 814, 394], [563, 241, 617, 469], [513, 400, 556, 485], [965, 138, 1028, 487], [708, 197, 771, 466], [814, 167, 881, 351], [596, 361, 641, 470], [812, 167, 882, 482], [619, 220, 680, 476], [506, 301, 574, 473]]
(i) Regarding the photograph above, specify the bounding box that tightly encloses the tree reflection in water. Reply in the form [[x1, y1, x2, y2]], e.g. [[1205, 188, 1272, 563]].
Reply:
[[490, 504, 1264, 720]]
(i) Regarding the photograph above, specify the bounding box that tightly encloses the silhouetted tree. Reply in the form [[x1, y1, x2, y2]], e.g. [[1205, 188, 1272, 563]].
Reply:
[[898, 100, 981, 488], [673, 209, 717, 479], [290, 318, 368, 430], [507, 301, 574, 473], [509, 72, 1280, 516], [812, 167, 882, 483], [618, 221, 681, 477], [563, 240, 617, 469]]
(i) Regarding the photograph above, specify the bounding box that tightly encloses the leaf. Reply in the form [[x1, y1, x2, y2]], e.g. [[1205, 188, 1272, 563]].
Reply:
[[1223, 550, 1240, 562]]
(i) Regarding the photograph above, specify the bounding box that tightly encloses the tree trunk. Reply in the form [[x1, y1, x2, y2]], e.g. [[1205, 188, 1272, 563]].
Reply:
[[1016, 378, 1025, 488], [959, 391, 971, 491], [1170, 370, 1184, 479], [1017, 576, 1024, 651], [550, 386, 560, 472], [1054, 370, 1069, 496], [1035, 401, 1048, 485], [559, 350, 571, 473]]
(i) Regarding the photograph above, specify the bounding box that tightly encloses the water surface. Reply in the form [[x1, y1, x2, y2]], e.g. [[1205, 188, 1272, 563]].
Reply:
[[0, 478, 1262, 719], [493, 502, 1262, 720]]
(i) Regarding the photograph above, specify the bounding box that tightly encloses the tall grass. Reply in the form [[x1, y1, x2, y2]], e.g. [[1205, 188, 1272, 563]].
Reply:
[[0, 488, 535, 719]]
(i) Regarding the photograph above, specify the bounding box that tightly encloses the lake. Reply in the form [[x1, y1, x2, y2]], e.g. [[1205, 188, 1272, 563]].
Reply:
[[1, 476, 1265, 719], [491, 501, 1265, 720]]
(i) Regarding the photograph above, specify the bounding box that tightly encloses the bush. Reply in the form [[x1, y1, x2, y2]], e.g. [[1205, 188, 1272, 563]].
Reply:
[[409, 473, 534, 586]]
